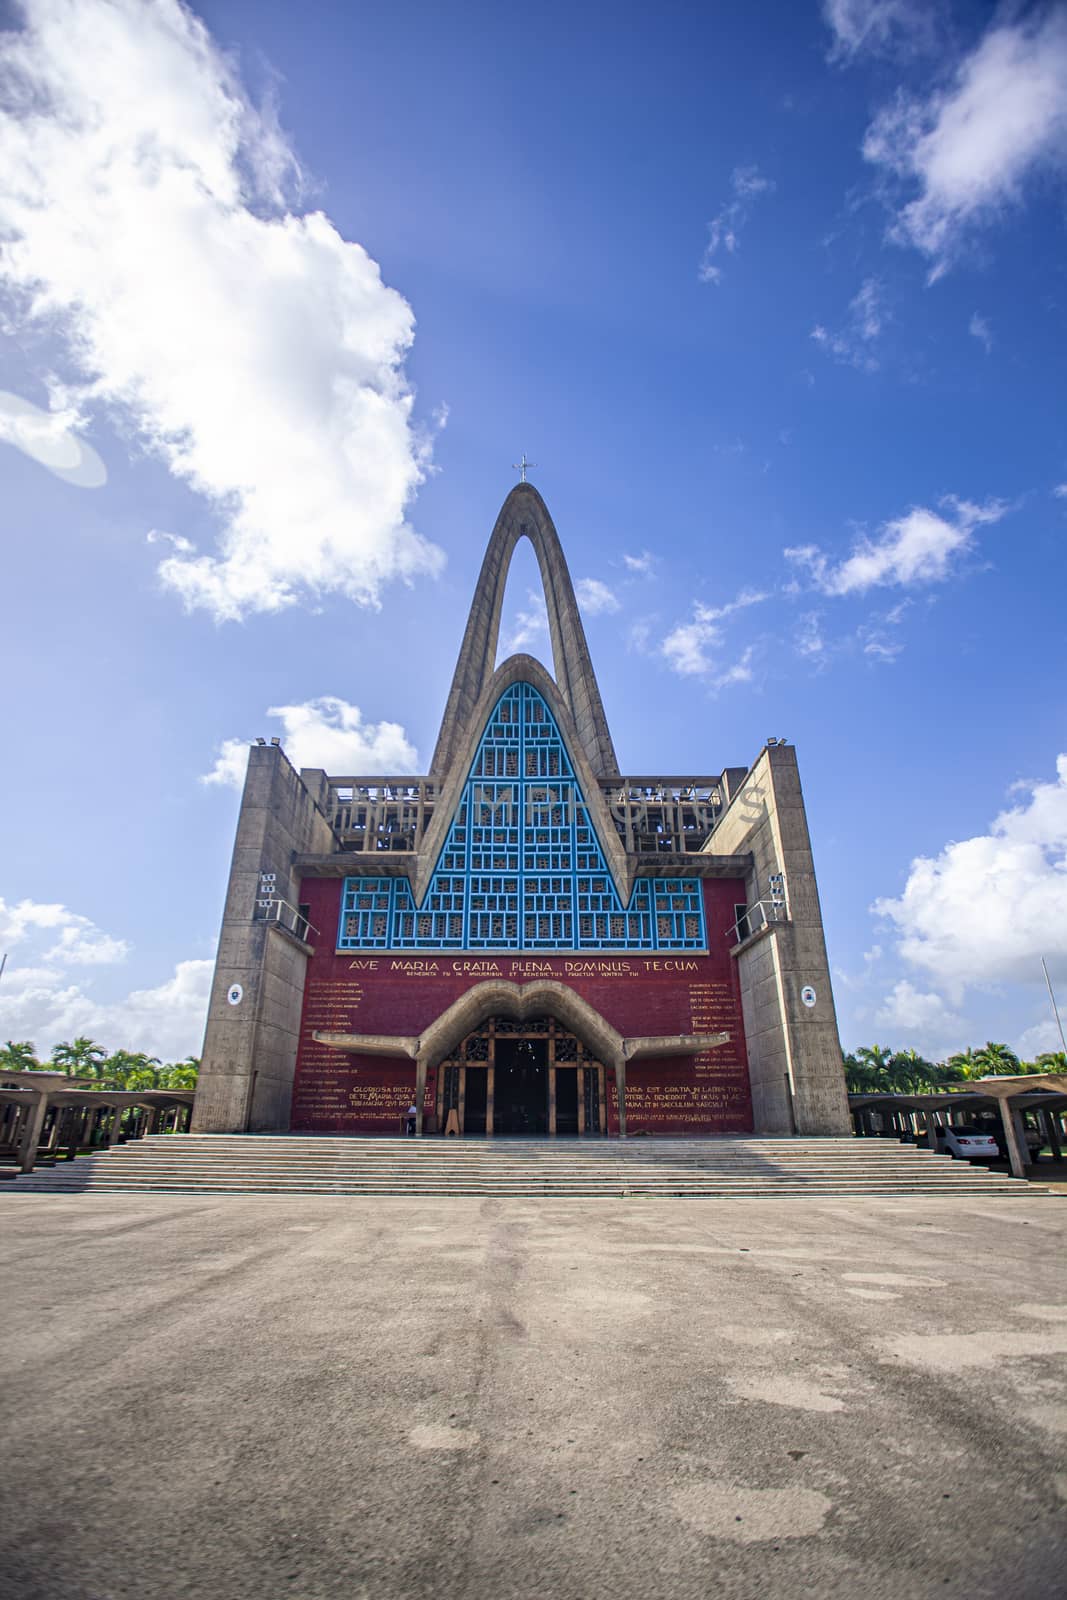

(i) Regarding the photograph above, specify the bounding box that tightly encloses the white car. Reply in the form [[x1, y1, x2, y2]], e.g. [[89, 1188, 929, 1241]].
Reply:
[[938, 1125, 1001, 1162]]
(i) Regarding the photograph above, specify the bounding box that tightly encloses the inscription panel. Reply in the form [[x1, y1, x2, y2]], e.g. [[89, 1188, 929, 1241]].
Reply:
[[291, 877, 752, 1135]]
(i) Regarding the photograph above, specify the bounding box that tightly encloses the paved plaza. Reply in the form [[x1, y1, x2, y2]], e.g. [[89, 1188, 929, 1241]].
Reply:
[[1, 1193, 1065, 1599]]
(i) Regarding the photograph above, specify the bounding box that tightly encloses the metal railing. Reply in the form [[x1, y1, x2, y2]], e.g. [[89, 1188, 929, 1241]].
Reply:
[[728, 893, 788, 946], [326, 775, 726, 855], [253, 897, 319, 945]]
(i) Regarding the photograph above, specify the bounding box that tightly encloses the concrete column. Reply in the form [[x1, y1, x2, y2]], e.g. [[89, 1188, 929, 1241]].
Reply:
[[997, 1097, 1030, 1178], [17, 1093, 49, 1174], [415, 1056, 428, 1138], [614, 1058, 627, 1139], [1042, 1108, 1062, 1161], [108, 1106, 125, 1146], [63, 1110, 81, 1161]]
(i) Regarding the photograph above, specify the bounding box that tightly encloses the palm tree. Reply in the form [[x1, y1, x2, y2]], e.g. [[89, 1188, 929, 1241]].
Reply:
[[971, 1041, 1021, 1077], [0, 1040, 40, 1071], [101, 1050, 161, 1089], [124, 1066, 160, 1092], [1034, 1052, 1067, 1074], [51, 1036, 108, 1078], [855, 1044, 895, 1090], [843, 1052, 877, 1093], [888, 1048, 937, 1093], [158, 1058, 199, 1090], [947, 1046, 979, 1080]]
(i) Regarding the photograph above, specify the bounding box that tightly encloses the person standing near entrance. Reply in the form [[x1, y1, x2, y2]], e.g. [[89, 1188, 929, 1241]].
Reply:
[[406, 1100, 417, 1136]]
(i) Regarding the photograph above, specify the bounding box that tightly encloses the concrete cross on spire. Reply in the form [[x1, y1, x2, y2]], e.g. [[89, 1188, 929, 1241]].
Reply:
[[512, 453, 535, 483]]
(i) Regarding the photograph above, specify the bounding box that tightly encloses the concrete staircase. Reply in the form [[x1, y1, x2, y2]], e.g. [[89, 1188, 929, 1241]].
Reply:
[[7, 1134, 1035, 1197]]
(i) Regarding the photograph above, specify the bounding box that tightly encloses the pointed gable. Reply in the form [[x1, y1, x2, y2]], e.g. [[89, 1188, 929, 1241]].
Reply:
[[338, 682, 706, 953]]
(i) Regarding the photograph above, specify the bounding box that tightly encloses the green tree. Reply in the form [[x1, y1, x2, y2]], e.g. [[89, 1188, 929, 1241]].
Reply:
[[855, 1044, 895, 1090], [100, 1050, 161, 1089], [947, 1046, 979, 1080], [842, 1052, 872, 1093], [0, 1039, 40, 1071], [1033, 1052, 1067, 1074], [51, 1036, 108, 1078], [158, 1057, 199, 1090], [124, 1066, 160, 1092], [971, 1041, 1021, 1077], [887, 1048, 937, 1093]]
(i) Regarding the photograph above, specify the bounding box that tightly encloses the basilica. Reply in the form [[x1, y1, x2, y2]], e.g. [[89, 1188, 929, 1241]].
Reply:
[[192, 483, 850, 1139]]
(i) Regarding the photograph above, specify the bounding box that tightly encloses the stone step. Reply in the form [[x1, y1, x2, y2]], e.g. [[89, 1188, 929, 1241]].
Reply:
[[39, 1164, 1011, 1177], [8, 1134, 1035, 1198], [13, 1180, 1027, 1196]]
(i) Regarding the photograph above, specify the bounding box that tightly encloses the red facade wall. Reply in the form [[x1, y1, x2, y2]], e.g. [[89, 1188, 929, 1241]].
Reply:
[[291, 877, 752, 1136]]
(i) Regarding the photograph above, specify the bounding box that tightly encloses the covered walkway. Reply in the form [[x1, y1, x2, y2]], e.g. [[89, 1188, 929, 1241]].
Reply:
[[849, 1073, 1067, 1177], [0, 1071, 194, 1175]]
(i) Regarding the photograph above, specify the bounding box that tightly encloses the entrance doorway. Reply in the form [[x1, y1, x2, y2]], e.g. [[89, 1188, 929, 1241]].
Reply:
[[493, 1038, 548, 1135], [435, 1016, 606, 1138]]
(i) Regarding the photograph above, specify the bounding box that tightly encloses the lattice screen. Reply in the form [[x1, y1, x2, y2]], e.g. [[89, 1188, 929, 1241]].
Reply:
[[338, 682, 706, 952]]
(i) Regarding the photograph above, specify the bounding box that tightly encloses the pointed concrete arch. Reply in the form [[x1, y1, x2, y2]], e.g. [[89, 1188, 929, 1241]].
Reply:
[[431, 483, 620, 781], [414, 652, 632, 906]]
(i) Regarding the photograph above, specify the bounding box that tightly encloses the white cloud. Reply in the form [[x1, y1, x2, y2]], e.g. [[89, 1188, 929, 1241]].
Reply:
[[969, 312, 993, 353], [699, 165, 775, 284], [823, 0, 935, 62], [874, 979, 964, 1039], [502, 590, 549, 654], [713, 646, 756, 690], [0, 896, 130, 965], [873, 754, 1067, 1004], [0, 951, 212, 1062], [785, 496, 1004, 596], [795, 612, 825, 660], [622, 550, 656, 576], [1018, 1017, 1067, 1060], [1053, 484, 1067, 500], [810, 278, 886, 371], [661, 590, 767, 679], [863, 11, 1067, 277], [858, 597, 912, 662], [0, 893, 207, 1060], [575, 577, 620, 615], [202, 696, 419, 787], [0, 0, 442, 620], [0, 389, 106, 486]]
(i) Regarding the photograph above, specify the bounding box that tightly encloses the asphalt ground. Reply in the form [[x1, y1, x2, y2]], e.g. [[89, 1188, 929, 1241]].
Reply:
[[1, 1192, 1065, 1600]]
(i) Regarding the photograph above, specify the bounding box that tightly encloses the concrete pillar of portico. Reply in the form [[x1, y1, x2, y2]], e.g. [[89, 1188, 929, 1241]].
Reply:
[[923, 1113, 939, 1151], [1042, 1109, 1062, 1161], [997, 1097, 1030, 1178], [17, 1093, 49, 1174], [415, 1055, 428, 1138], [614, 1057, 627, 1139], [108, 1106, 125, 1146]]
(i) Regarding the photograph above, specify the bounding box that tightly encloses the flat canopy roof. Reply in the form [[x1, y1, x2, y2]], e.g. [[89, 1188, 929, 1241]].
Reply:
[[849, 1087, 1067, 1111], [0, 1085, 195, 1106]]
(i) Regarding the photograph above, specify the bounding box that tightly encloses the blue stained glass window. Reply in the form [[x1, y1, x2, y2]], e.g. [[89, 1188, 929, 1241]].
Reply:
[[337, 682, 706, 952]]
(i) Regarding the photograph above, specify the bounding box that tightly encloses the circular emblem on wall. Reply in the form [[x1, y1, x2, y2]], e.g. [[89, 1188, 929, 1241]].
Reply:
[[227, 983, 244, 1007], [800, 985, 817, 1009]]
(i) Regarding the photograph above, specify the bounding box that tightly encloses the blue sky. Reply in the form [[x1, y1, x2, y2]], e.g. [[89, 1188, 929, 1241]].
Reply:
[[1, 0, 1065, 1063]]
